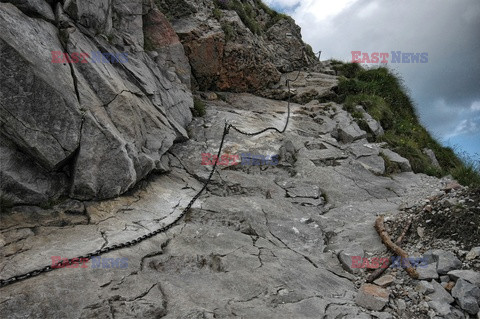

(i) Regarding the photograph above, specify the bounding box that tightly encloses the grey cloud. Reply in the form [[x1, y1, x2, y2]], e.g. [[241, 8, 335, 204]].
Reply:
[[287, 0, 480, 147]]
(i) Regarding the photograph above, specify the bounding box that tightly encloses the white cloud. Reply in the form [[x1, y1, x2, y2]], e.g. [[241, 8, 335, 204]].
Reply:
[[356, 1, 380, 19], [471, 101, 480, 111], [294, 0, 357, 21], [265, 0, 357, 19], [445, 117, 480, 138]]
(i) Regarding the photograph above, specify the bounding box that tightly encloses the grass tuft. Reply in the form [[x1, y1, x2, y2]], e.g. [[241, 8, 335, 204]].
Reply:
[[336, 62, 480, 186], [451, 152, 480, 187], [214, 0, 289, 35], [192, 97, 206, 117]]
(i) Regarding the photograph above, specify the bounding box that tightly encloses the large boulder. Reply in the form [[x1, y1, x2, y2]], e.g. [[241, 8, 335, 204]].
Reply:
[[1, 0, 55, 21], [0, 1, 193, 204], [452, 279, 480, 315]]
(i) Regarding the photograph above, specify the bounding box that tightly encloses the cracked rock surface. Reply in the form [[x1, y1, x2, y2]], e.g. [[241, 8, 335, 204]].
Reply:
[[0, 1, 192, 204], [1, 89, 451, 318]]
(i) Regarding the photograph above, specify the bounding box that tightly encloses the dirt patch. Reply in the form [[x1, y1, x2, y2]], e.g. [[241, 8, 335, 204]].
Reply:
[[385, 186, 480, 271]]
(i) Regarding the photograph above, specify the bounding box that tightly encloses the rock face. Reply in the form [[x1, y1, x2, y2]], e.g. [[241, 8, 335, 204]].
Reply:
[[157, 0, 317, 92], [0, 0, 318, 206], [0, 1, 193, 204]]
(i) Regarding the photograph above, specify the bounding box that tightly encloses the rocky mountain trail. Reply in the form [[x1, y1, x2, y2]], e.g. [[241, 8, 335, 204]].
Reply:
[[1, 86, 469, 318], [1, 0, 479, 318]]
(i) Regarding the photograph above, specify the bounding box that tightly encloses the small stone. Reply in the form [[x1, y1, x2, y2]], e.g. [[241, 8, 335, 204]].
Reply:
[[419, 301, 429, 311], [417, 226, 425, 238], [444, 198, 459, 207], [55, 199, 85, 215], [416, 281, 435, 294], [427, 301, 453, 317], [374, 275, 395, 287], [451, 278, 480, 315], [200, 92, 218, 100], [370, 312, 393, 319], [380, 149, 412, 172], [429, 280, 454, 304], [444, 281, 455, 292], [338, 245, 364, 274], [417, 262, 439, 280], [423, 148, 440, 168], [443, 181, 462, 192], [408, 291, 419, 300], [396, 299, 406, 313], [466, 247, 480, 261], [448, 269, 480, 287], [425, 249, 462, 274], [355, 283, 390, 311], [440, 275, 450, 283]]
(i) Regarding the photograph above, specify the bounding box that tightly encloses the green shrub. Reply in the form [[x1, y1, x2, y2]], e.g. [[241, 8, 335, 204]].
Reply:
[[217, 92, 228, 102], [213, 7, 223, 20], [330, 59, 344, 65], [221, 22, 235, 41], [380, 153, 401, 176], [143, 36, 155, 51], [451, 152, 480, 187], [337, 64, 480, 185], [305, 44, 316, 59], [193, 97, 206, 117], [214, 0, 288, 34], [344, 94, 394, 129], [332, 62, 362, 78], [351, 110, 364, 120]]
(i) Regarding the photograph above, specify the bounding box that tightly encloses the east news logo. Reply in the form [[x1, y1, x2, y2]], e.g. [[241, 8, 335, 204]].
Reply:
[[351, 51, 428, 63], [51, 256, 128, 269]]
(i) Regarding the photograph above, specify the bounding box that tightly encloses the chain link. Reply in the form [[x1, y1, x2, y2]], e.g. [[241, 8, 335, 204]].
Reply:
[[0, 72, 299, 288]]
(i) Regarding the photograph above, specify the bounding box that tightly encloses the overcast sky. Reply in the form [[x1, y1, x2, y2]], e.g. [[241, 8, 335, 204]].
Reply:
[[265, 0, 480, 158]]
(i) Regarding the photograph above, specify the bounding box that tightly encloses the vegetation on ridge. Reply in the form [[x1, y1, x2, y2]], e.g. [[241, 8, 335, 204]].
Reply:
[[214, 0, 290, 36], [334, 61, 480, 187], [192, 97, 207, 117]]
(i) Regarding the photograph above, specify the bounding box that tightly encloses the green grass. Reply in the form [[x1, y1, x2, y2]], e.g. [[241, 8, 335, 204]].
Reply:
[[221, 22, 236, 41], [335, 61, 480, 187], [213, 7, 223, 20], [192, 98, 206, 117], [332, 62, 362, 78], [143, 35, 155, 51], [305, 44, 317, 60], [380, 153, 401, 176], [217, 92, 228, 102], [451, 152, 480, 187], [214, 0, 289, 35]]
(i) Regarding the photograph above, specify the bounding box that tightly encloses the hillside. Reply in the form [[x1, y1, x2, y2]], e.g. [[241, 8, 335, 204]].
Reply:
[[0, 1, 479, 318]]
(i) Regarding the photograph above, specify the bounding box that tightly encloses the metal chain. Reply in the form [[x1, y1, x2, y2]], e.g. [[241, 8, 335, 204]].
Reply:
[[0, 72, 300, 288]]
